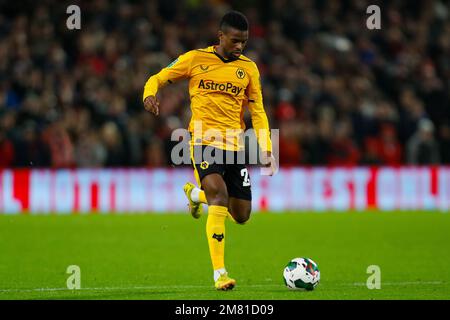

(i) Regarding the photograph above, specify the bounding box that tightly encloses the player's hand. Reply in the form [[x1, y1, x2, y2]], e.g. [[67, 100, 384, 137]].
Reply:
[[144, 95, 160, 116], [260, 151, 278, 176]]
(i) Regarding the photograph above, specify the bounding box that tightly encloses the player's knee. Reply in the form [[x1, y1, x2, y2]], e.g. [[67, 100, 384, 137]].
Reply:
[[234, 216, 249, 225], [234, 207, 251, 224], [206, 187, 229, 207]]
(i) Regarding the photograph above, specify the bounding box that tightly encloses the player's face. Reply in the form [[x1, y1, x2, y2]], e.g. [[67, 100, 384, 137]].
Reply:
[[219, 27, 248, 60]]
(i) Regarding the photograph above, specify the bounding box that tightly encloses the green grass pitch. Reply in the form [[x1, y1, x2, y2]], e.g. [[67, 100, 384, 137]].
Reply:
[[0, 211, 449, 300]]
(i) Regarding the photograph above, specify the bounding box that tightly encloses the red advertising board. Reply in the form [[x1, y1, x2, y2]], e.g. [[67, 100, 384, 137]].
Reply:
[[0, 167, 449, 213]]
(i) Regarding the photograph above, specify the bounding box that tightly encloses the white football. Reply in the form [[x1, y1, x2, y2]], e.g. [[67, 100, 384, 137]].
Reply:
[[283, 257, 320, 290]]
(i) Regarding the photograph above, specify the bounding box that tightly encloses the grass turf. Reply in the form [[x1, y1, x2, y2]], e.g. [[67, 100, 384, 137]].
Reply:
[[0, 211, 449, 300]]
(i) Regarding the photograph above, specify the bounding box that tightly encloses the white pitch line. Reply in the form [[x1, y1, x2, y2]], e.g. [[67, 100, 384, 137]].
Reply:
[[351, 281, 443, 286], [0, 281, 444, 294], [0, 284, 279, 294]]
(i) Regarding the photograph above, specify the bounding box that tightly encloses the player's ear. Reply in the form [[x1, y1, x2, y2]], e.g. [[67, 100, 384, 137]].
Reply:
[[218, 30, 224, 41]]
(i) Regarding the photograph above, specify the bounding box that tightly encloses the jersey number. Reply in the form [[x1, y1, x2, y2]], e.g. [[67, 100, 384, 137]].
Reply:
[[240, 168, 251, 187]]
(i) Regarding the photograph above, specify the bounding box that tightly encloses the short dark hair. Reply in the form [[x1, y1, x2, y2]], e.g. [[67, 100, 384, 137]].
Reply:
[[220, 11, 248, 32]]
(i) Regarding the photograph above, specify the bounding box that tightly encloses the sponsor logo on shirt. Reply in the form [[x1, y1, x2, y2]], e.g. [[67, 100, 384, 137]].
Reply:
[[198, 79, 243, 96]]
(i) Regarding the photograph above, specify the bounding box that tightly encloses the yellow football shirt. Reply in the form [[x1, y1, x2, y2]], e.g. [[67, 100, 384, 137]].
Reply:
[[143, 45, 272, 152]]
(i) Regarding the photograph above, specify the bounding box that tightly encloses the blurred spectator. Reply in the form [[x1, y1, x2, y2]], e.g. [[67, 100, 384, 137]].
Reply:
[[361, 123, 403, 166], [0, 128, 14, 167], [406, 118, 440, 164], [361, 137, 382, 165], [100, 121, 127, 167], [144, 138, 167, 167], [278, 120, 301, 166], [398, 87, 425, 144], [74, 129, 107, 167], [300, 110, 333, 165], [328, 119, 360, 166], [438, 122, 450, 164], [42, 120, 75, 168], [13, 121, 51, 167], [377, 124, 403, 165]]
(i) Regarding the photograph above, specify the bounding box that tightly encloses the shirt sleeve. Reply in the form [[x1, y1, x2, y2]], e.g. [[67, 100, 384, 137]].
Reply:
[[246, 62, 272, 153], [142, 51, 193, 101]]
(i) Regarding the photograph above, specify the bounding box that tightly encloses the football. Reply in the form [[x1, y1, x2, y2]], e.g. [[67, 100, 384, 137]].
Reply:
[[283, 258, 320, 290]]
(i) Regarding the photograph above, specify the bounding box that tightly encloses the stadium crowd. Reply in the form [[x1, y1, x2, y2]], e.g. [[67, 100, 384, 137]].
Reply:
[[1, 0, 450, 168]]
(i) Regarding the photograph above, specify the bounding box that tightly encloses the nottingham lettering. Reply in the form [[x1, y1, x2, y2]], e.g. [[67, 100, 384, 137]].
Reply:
[[198, 79, 243, 96]]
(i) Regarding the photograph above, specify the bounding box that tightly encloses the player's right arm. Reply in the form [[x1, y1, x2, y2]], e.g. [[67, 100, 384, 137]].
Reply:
[[143, 51, 193, 115]]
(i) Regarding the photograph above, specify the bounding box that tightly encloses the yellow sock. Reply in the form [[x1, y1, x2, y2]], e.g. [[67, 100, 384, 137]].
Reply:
[[198, 190, 207, 204], [206, 205, 227, 270]]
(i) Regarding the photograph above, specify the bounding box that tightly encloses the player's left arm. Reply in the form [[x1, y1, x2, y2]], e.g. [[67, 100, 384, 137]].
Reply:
[[246, 63, 277, 175]]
